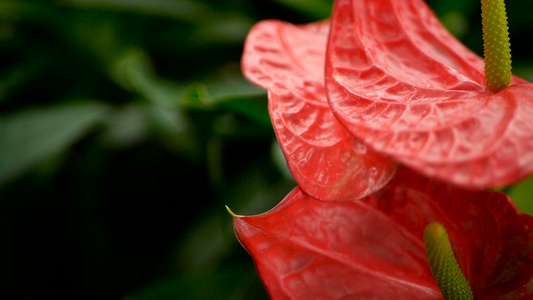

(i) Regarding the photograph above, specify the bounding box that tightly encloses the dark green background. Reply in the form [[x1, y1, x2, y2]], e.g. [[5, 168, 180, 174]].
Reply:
[[0, 0, 532, 299]]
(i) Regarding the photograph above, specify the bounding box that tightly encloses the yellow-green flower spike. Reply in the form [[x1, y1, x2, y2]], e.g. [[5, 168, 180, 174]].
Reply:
[[481, 0, 512, 93], [424, 222, 474, 300]]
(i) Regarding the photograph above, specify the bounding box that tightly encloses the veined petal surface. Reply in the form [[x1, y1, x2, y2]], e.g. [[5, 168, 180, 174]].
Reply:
[[233, 167, 533, 299], [242, 20, 396, 200], [325, 0, 533, 188]]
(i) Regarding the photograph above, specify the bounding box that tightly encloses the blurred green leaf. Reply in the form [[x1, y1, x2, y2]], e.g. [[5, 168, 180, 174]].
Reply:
[[0, 101, 109, 184], [211, 113, 272, 139], [181, 78, 266, 125], [176, 213, 229, 274], [125, 268, 268, 300], [144, 104, 200, 160], [65, 0, 209, 21], [0, 54, 49, 104], [65, 10, 124, 65], [113, 49, 186, 107], [272, 0, 333, 19], [99, 102, 149, 148], [203, 77, 265, 101], [100, 101, 200, 160], [507, 175, 533, 215], [440, 11, 469, 38], [214, 95, 270, 128], [191, 14, 254, 46], [0, 1, 57, 23], [513, 65, 533, 82], [182, 83, 210, 108], [429, 0, 478, 16]]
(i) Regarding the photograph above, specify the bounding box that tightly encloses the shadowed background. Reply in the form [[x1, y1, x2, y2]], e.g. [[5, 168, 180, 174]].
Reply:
[[0, 0, 532, 298]]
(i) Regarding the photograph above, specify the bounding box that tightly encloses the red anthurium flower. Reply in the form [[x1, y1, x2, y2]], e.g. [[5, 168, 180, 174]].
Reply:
[[232, 167, 533, 299], [242, 20, 397, 201], [325, 0, 533, 188]]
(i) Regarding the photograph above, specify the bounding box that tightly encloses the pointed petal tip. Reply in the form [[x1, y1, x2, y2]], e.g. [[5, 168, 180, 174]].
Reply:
[[225, 205, 244, 218]]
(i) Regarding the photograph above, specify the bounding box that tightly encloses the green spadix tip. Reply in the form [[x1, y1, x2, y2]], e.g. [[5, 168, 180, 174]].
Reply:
[[481, 0, 512, 93], [424, 222, 474, 300], [225, 205, 243, 218]]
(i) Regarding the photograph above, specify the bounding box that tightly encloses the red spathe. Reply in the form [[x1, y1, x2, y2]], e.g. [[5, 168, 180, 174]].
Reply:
[[233, 167, 533, 299], [242, 20, 396, 201], [326, 0, 533, 188]]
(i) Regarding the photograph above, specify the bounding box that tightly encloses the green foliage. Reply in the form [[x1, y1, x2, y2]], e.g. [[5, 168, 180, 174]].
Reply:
[[271, 0, 333, 19], [0, 102, 109, 184], [506, 174, 533, 215], [0, 0, 532, 299]]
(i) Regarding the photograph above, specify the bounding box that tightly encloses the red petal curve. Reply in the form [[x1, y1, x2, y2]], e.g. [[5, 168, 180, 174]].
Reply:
[[233, 167, 533, 299], [242, 20, 396, 200], [234, 189, 442, 299], [325, 0, 533, 188]]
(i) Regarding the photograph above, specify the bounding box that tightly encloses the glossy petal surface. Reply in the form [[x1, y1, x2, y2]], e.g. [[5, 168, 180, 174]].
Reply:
[[242, 20, 396, 201], [233, 167, 533, 299], [325, 0, 533, 188]]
